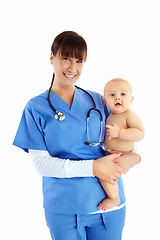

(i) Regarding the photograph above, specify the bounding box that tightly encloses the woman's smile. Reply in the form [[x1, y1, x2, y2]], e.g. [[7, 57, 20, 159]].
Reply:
[[63, 72, 77, 80]]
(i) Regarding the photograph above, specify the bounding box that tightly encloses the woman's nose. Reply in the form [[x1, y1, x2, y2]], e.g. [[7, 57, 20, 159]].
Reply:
[[68, 62, 76, 73]]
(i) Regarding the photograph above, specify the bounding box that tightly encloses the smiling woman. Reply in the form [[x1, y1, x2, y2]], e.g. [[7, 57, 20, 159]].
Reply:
[[13, 31, 141, 240], [50, 53, 84, 95], [50, 31, 87, 105]]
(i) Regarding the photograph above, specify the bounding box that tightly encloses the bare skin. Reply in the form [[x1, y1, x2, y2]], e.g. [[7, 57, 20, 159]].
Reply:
[[93, 152, 141, 182], [95, 152, 141, 211], [97, 79, 144, 211]]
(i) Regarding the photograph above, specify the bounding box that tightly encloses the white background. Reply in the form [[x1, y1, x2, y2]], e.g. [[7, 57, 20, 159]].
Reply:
[[1, 0, 160, 239]]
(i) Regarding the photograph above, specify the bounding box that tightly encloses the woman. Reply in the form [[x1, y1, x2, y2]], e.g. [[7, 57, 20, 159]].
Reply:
[[13, 31, 140, 240]]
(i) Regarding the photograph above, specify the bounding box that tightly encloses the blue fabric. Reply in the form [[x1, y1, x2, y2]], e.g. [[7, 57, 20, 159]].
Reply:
[[13, 88, 126, 214], [44, 206, 126, 240]]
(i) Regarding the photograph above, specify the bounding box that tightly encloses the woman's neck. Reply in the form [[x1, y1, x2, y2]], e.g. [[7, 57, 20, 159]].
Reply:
[[51, 83, 75, 106]]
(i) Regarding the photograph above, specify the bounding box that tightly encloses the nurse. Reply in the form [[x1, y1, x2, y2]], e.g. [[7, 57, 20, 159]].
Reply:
[[13, 31, 141, 240]]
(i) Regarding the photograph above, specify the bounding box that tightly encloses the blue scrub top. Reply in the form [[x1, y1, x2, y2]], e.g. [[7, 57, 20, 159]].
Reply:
[[13, 87, 126, 214]]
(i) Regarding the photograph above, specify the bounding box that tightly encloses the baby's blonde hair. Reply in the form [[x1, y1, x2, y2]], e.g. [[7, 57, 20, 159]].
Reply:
[[104, 78, 132, 94]]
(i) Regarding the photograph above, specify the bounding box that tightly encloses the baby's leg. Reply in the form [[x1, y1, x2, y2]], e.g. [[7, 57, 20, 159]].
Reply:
[[98, 180, 120, 211]]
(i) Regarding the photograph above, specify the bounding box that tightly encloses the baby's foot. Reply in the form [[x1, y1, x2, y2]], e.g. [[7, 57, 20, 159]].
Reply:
[[98, 197, 120, 211]]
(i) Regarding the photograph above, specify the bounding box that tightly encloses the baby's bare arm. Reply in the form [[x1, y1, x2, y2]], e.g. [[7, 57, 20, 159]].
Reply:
[[118, 110, 145, 142], [113, 152, 141, 171]]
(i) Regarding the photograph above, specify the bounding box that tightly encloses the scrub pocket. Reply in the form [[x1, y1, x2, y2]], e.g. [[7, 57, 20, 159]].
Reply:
[[101, 206, 126, 238]]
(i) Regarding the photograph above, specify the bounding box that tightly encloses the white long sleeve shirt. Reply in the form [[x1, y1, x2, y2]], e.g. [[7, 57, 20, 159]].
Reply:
[[29, 149, 94, 178]]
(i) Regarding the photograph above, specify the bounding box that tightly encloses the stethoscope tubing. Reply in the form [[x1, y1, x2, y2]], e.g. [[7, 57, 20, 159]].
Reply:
[[47, 85, 103, 146]]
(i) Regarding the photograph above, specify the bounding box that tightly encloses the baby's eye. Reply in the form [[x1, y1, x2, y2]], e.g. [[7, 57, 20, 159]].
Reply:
[[110, 93, 115, 97], [121, 93, 126, 96]]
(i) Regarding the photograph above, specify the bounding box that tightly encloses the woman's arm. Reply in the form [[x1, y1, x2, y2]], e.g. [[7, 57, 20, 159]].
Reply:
[[29, 149, 93, 178], [29, 150, 126, 182]]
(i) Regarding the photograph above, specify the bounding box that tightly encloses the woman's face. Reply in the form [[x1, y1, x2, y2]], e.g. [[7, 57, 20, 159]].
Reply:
[[50, 51, 84, 88]]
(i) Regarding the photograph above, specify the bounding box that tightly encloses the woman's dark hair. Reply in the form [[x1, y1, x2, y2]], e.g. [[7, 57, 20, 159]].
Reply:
[[51, 31, 87, 60], [51, 31, 87, 85]]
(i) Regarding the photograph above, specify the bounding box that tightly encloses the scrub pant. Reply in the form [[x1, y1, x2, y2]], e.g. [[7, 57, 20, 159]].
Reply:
[[44, 206, 126, 240]]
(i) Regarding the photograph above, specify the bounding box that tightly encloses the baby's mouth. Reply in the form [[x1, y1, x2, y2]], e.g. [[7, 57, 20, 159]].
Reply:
[[115, 103, 122, 106]]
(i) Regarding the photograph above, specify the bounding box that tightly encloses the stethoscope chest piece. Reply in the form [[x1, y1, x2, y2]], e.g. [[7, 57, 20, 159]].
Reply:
[[55, 111, 65, 121]]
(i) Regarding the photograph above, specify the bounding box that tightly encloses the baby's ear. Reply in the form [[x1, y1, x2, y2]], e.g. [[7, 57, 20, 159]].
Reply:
[[131, 96, 134, 103]]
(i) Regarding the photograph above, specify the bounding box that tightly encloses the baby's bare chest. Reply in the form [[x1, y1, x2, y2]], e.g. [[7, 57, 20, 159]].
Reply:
[[107, 113, 128, 129]]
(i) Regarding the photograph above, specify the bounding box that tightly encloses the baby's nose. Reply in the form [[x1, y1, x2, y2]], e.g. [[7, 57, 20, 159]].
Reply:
[[116, 97, 120, 100]]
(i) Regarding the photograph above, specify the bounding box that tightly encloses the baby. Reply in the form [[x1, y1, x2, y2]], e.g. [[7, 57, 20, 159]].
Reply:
[[98, 78, 145, 211]]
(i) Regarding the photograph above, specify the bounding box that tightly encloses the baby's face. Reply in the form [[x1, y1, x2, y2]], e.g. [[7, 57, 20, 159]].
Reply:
[[104, 80, 133, 114]]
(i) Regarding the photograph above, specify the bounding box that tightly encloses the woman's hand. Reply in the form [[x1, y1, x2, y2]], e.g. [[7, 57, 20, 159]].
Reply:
[[93, 153, 126, 184]]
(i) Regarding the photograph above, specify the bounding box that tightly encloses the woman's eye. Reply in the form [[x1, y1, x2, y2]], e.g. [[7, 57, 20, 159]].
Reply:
[[64, 57, 70, 61], [77, 60, 83, 64]]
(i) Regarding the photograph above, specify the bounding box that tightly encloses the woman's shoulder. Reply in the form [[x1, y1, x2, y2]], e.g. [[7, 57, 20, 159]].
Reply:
[[26, 90, 48, 105], [25, 90, 49, 111], [86, 89, 103, 99]]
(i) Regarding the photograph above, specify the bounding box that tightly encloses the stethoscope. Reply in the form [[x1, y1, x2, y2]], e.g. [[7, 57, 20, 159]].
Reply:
[[47, 85, 103, 147]]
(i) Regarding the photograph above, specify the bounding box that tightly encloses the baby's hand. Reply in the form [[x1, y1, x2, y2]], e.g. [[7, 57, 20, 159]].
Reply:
[[106, 123, 120, 140]]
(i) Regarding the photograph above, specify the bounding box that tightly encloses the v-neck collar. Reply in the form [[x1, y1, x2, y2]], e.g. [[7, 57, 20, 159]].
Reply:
[[48, 87, 79, 112]]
